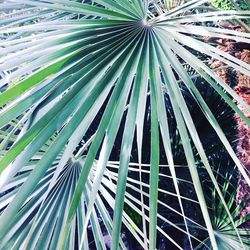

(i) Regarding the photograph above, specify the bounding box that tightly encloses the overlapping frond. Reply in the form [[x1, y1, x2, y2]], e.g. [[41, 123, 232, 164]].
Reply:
[[0, 1, 250, 249]]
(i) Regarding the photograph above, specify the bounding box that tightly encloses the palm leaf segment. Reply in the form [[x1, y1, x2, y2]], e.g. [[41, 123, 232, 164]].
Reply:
[[196, 171, 250, 249], [0, 0, 250, 249]]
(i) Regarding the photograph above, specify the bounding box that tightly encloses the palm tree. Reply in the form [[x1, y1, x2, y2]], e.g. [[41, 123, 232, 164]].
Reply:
[[209, 0, 250, 226], [0, 0, 250, 249]]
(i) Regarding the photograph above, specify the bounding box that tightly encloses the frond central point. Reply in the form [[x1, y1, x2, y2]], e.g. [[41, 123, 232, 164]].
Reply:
[[141, 19, 151, 28]]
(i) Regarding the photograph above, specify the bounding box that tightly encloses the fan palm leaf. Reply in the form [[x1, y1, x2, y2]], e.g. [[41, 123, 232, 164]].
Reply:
[[0, 0, 250, 249], [196, 171, 250, 250]]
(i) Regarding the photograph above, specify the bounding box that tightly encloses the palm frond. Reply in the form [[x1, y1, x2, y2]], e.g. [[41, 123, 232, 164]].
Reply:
[[0, 1, 250, 249]]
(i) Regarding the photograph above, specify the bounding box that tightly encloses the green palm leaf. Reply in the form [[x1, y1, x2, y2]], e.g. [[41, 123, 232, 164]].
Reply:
[[0, 0, 250, 249], [196, 171, 250, 250]]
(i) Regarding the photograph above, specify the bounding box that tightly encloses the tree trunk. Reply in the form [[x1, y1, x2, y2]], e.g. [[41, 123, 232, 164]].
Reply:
[[210, 27, 250, 219]]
